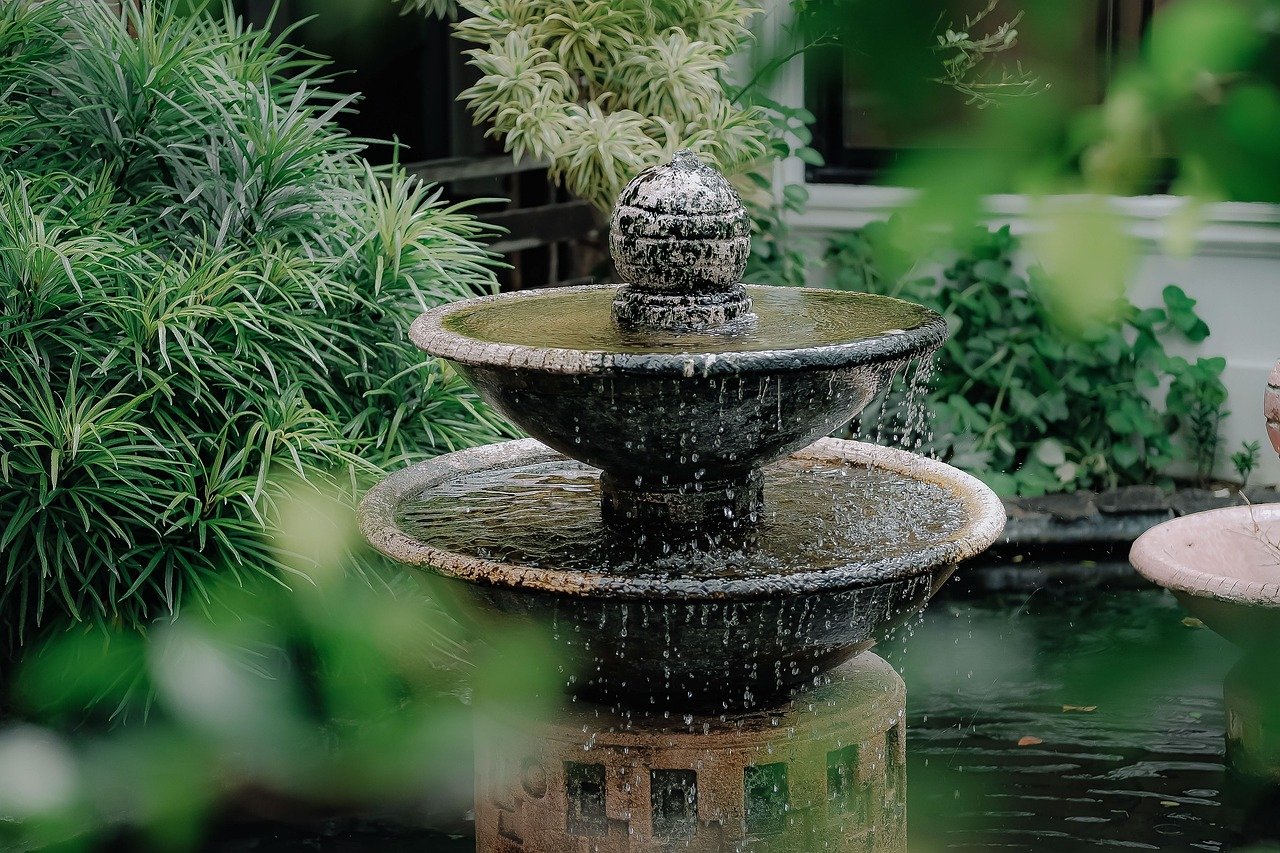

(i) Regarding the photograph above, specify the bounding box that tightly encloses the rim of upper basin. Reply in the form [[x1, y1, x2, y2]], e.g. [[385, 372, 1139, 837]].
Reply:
[[410, 284, 948, 378]]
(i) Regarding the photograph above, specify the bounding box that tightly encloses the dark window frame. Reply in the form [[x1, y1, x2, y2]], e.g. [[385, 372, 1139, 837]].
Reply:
[[805, 0, 1159, 186]]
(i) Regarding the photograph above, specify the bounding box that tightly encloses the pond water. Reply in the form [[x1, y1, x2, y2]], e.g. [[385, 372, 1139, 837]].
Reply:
[[202, 582, 1274, 853], [885, 582, 1243, 852]]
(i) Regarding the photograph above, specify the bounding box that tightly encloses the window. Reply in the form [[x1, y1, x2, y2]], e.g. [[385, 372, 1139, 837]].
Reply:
[[803, 1, 1169, 185]]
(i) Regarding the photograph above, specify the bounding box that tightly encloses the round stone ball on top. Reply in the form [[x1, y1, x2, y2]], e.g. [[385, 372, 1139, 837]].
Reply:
[[610, 149, 754, 331]]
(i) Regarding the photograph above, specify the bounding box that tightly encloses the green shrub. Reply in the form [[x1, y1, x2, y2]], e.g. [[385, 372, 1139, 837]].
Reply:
[[0, 1, 513, 648], [830, 222, 1228, 496], [446, 0, 771, 215]]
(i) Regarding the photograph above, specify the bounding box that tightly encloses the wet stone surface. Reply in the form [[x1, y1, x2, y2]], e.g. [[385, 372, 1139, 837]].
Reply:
[[1170, 488, 1249, 517], [1097, 484, 1170, 514], [362, 438, 1004, 711], [1017, 492, 1099, 522], [996, 483, 1280, 551]]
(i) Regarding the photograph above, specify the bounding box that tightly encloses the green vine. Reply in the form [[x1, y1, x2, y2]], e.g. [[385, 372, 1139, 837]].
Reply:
[[831, 222, 1229, 496]]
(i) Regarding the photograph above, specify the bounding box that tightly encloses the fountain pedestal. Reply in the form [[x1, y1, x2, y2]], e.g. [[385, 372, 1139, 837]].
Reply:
[[1225, 652, 1280, 783], [475, 653, 906, 853]]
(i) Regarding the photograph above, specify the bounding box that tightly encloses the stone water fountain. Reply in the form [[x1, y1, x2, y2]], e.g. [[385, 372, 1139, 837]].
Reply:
[[360, 151, 1006, 851]]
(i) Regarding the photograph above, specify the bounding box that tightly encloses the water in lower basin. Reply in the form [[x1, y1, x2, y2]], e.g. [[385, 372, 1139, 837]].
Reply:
[[395, 457, 970, 578]]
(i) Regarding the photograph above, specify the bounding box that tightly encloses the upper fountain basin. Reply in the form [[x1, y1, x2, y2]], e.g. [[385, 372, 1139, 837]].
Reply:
[[410, 283, 946, 496]]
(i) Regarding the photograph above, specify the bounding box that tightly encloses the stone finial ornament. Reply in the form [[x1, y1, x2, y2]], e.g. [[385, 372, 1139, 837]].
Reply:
[[609, 149, 754, 330]]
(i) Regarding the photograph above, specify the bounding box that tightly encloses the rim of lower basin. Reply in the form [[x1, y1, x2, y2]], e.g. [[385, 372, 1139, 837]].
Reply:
[[358, 436, 1007, 601]]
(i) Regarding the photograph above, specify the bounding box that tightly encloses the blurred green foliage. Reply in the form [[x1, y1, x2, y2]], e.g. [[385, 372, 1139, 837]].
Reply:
[[796, 0, 1280, 338], [0, 483, 562, 852], [833, 222, 1228, 495], [797, 0, 1280, 203]]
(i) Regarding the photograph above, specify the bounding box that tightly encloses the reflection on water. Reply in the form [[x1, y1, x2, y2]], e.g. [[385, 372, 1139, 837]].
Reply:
[[474, 653, 906, 852]]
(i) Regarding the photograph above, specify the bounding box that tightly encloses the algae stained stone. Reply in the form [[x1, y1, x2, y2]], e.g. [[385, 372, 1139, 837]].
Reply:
[[610, 149, 754, 330]]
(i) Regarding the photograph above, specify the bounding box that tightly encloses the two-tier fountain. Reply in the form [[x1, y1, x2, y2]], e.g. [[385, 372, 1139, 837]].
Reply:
[[360, 151, 1005, 851]]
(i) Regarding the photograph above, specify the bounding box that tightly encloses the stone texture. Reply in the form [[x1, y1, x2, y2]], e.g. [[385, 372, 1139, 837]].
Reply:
[[358, 438, 1005, 710], [1245, 486, 1280, 505], [610, 149, 750, 302], [610, 285, 753, 331], [998, 510, 1170, 548], [411, 284, 946, 531], [1017, 492, 1098, 522], [1170, 487, 1247, 516], [474, 653, 907, 853], [1224, 652, 1280, 783], [1129, 503, 1280, 648], [959, 559, 1152, 593], [1097, 484, 1170, 514]]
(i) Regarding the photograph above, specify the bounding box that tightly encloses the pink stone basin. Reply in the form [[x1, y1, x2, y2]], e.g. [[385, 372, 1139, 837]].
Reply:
[[1129, 504, 1280, 647]]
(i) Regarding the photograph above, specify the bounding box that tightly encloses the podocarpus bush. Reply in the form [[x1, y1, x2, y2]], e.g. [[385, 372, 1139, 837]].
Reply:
[[0, 1, 512, 648], [831, 222, 1227, 496]]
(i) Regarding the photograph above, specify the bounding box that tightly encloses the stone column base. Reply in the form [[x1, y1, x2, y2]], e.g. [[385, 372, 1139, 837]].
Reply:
[[475, 652, 907, 853]]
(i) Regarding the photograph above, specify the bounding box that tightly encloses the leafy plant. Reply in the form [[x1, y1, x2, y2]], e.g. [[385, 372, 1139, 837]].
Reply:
[[0, 1, 514, 649], [831, 221, 1228, 496], [1164, 353, 1229, 485], [0, 484, 562, 852], [443, 0, 771, 215], [740, 98, 824, 288], [1233, 439, 1262, 489], [932, 0, 1042, 108]]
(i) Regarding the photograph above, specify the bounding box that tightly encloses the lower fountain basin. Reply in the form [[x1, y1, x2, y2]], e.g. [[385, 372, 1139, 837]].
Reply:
[[1129, 503, 1280, 648], [359, 437, 1005, 710]]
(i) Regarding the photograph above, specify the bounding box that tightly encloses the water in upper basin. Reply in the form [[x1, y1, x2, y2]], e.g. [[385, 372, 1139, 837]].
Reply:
[[440, 286, 935, 354], [395, 455, 970, 580]]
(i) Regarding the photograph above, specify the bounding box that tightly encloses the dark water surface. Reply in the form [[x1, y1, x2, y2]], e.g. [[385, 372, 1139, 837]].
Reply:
[[203, 586, 1264, 852], [888, 585, 1242, 853]]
